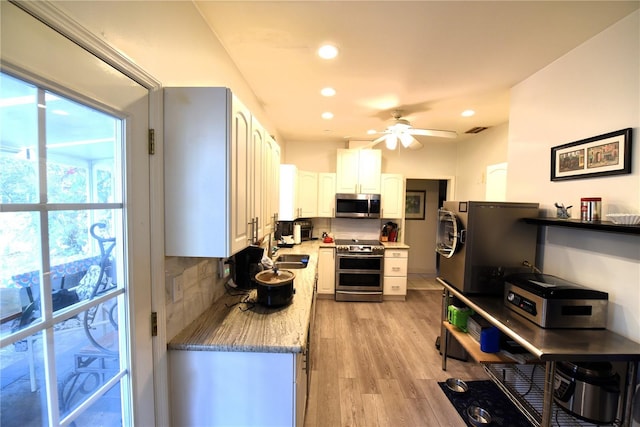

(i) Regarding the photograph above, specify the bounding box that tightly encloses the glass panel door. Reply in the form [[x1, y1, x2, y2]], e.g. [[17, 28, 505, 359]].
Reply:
[[0, 70, 127, 426], [1, 2, 153, 425]]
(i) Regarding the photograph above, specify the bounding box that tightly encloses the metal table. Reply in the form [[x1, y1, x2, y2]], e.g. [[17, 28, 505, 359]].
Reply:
[[438, 277, 640, 427]]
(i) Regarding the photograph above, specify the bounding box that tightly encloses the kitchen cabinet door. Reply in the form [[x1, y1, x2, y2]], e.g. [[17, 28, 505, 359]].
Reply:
[[298, 170, 318, 218], [165, 87, 252, 257], [263, 134, 280, 234], [279, 164, 298, 221], [251, 116, 265, 241], [336, 148, 381, 194], [336, 149, 360, 193], [383, 249, 408, 299], [169, 350, 297, 426], [358, 149, 382, 194], [317, 248, 335, 294], [381, 173, 405, 219], [317, 173, 336, 217], [230, 95, 253, 255]]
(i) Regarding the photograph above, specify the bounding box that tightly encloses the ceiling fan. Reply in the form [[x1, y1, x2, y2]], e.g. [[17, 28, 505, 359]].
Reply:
[[370, 111, 457, 150]]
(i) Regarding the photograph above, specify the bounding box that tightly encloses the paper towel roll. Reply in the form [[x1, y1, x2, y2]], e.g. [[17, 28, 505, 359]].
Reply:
[[293, 224, 301, 244]]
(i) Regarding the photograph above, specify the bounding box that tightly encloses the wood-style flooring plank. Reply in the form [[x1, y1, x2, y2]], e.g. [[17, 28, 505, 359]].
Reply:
[[305, 290, 488, 427]]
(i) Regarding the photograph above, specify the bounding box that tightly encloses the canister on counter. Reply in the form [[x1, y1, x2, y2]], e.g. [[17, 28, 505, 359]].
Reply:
[[580, 197, 601, 221]]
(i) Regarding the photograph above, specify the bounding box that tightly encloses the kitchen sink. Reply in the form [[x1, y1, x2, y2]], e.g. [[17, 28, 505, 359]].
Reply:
[[274, 254, 310, 269]]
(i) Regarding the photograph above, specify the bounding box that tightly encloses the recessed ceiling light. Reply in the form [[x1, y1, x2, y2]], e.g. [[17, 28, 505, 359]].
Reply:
[[321, 112, 334, 120], [318, 44, 338, 59], [320, 87, 336, 97], [461, 109, 475, 117], [367, 129, 377, 135]]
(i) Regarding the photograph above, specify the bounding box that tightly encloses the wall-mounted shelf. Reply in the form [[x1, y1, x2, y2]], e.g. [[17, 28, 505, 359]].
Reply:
[[524, 217, 640, 235]]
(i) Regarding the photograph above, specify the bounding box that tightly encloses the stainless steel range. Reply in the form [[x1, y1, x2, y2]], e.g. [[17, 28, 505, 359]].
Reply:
[[335, 239, 384, 302]]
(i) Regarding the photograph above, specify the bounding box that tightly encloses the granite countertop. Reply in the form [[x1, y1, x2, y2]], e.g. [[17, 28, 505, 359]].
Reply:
[[381, 241, 410, 249], [168, 240, 320, 354]]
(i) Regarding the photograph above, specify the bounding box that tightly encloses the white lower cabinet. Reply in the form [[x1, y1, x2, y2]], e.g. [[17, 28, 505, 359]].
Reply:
[[317, 247, 335, 295], [169, 349, 307, 426], [384, 249, 408, 299]]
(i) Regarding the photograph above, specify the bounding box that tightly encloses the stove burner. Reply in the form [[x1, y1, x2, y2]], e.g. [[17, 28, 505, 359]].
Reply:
[[335, 239, 384, 255]]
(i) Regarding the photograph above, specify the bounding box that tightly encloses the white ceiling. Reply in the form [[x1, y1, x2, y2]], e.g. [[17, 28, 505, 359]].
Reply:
[[194, 1, 639, 146]]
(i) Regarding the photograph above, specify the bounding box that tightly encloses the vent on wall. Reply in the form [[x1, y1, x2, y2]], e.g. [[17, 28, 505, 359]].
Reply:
[[465, 126, 489, 134]]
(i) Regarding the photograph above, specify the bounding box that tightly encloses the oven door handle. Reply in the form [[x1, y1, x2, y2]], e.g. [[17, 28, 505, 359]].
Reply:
[[336, 253, 384, 259]]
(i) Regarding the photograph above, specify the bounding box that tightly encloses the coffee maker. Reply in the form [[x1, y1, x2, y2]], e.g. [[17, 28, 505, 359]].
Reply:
[[232, 245, 264, 289]]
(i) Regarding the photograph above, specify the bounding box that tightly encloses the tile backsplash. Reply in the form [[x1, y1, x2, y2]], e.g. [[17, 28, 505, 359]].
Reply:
[[164, 256, 227, 341]]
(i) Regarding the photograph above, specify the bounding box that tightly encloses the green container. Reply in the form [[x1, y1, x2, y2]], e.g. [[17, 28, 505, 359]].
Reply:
[[447, 305, 473, 332]]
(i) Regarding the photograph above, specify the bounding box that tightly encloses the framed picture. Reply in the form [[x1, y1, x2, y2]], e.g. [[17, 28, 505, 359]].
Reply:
[[551, 128, 632, 181], [405, 190, 426, 220]]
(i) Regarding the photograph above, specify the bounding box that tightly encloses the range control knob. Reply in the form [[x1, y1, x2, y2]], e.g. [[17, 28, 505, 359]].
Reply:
[[507, 292, 515, 302]]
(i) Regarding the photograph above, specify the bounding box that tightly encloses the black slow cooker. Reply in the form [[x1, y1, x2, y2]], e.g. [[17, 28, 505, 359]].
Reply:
[[254, 269, 295, 307]]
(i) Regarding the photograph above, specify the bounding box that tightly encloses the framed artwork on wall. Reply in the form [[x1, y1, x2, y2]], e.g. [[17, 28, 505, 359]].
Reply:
[[405, 190, 425, 220], [551, 128, 632, 181]]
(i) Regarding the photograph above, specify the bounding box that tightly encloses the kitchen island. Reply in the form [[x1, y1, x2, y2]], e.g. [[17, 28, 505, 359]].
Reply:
[[168, 241, 322, 427]]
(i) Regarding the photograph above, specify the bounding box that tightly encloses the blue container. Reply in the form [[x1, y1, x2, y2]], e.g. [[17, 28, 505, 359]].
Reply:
[[480, 326, 500, 353]]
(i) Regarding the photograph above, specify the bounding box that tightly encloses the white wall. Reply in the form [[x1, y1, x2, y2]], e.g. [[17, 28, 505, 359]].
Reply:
[[507, 11, 640, 342], [55, 0, 279, 139], [284, 137, 459, 179], [405, 180, 440, 276], [455, 123, 509, 201]]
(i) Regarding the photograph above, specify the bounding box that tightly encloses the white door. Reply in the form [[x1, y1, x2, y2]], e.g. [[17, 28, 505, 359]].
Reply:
[[0, 2, 154, 426], [486, 162, 508, 201]]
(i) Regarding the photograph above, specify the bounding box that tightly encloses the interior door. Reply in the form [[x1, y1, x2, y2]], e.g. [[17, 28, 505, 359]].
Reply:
[[0, 2, 154, 425]]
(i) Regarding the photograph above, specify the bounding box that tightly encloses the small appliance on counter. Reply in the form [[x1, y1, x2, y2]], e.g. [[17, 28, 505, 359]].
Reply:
[[254, 268, 295, 307], [293, 219, 313, 241], [232, 245, 264, 289], [504, 273, 608, 329]]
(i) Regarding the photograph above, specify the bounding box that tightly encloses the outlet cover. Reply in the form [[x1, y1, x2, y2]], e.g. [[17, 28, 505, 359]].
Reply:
[[172, 275, 184, 303]]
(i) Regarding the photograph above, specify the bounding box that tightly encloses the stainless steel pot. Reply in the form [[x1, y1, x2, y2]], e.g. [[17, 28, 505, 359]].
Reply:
[[553, 361, 620, 424], [254, 269, 295, 307]]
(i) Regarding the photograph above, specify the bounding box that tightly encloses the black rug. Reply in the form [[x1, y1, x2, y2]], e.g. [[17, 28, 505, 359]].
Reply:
[[438, 380, 533, 427]]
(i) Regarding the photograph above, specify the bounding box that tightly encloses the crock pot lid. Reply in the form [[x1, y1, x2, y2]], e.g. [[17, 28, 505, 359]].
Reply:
[[254, 269, 295, 285], [560, 361, 614, 378]]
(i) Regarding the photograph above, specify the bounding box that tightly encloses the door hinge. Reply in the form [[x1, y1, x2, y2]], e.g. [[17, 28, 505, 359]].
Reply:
[[151, 312, 158, 337], [148, 129, 155, 155]]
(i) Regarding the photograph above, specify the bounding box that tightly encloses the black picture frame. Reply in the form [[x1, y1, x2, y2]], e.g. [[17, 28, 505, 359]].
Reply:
[[405, 190, 426, 220], [551, 128, 632, 181]]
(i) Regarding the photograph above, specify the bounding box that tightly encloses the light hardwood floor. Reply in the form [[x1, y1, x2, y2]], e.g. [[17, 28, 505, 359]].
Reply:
[[304, 289, 489, 427]]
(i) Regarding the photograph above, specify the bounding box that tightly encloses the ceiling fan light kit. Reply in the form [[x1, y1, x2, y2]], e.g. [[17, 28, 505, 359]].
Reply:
[[371, 110, 458, 150]]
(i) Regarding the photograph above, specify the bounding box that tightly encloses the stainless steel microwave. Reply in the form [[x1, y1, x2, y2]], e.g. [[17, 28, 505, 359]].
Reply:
[[335, 193, 381, 218]]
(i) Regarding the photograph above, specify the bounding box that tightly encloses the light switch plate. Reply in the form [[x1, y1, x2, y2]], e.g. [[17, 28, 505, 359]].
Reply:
[[172, 275, 184, 303]]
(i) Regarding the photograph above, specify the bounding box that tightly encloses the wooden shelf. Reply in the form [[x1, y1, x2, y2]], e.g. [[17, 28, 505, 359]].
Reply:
[[524, 217, 640, 235], [442, 322, 515, 364]]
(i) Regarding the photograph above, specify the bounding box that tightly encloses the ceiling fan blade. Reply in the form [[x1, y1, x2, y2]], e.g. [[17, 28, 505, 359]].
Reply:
[[371, 134, 387, 145], [408, 138, 423, 150], [408, 128, 458, 138]]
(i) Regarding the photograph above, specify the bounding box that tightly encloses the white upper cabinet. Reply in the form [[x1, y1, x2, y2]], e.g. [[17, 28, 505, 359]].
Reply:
[[317, 173, 336, 218], [263, 134, 280, 234], [380, 173, 405, 219], [297, 170, 318, 218], [164, 87, 278, 257], [279, 164, 298, 221], [250, 116, 265, 240], [336, 148, 381, 194], [230, 95, 252, 255]]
